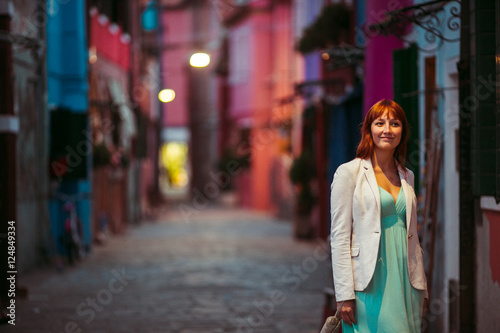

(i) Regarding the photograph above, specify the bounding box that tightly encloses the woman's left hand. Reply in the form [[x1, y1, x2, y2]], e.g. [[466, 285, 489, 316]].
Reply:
[[423, 298, 429, 315]]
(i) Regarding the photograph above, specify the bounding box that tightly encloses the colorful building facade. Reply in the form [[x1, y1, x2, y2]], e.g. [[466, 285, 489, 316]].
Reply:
[[46, 0, 92, 262], [223, 0, 295, 213]]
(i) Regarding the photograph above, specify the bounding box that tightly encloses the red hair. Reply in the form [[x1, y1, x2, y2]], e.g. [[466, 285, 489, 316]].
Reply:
[[356, 99, 409, 168]]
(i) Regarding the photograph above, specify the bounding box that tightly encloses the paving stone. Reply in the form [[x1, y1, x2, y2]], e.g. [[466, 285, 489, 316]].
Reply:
[[3, 206, 332, 333]]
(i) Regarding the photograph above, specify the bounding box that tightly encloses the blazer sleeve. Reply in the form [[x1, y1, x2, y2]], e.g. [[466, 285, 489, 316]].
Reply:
[[405, 168, 430, 299], [330, 164, 356, 301], [407, 168, 415, 188]]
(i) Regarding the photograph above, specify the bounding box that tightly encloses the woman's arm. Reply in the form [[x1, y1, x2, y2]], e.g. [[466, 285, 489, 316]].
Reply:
[[330, 164, 356, 302]]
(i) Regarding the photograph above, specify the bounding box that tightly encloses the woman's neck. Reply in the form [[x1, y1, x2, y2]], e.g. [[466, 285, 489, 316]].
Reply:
[[372, 149, 396, 172]]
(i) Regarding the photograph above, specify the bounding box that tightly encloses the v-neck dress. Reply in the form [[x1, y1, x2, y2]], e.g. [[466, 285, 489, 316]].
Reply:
[[342, 186, 425, 333]]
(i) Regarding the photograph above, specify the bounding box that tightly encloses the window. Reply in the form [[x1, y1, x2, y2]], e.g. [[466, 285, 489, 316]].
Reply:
[[229, 27, 250, 85]]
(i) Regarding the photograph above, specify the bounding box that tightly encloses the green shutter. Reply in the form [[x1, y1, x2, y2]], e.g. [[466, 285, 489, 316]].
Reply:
[[394, 44, 419, 195], [472, 0, 497, 197], [496, 0, 500, 202]]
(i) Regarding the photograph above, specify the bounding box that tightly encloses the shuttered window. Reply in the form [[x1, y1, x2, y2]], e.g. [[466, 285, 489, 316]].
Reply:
[[496, 0, 500, 202], [471, 0, 497, 197], [394, 44, 420, 194]]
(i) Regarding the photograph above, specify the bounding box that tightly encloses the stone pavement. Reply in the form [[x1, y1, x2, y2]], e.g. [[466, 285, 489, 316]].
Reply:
[[4, 205, 333, 333]]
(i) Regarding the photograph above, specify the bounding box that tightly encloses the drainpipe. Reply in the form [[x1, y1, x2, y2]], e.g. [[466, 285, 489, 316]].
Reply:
[[316, 99, 327, 239], [152, 0, 164, 203]]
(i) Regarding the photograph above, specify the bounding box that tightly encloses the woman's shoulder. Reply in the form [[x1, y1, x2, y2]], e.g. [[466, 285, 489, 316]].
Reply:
[[337, 158, 365, 171], [331, 158, 366, 188], [334, 158, 365, 177], [399, 164, 415, 185]]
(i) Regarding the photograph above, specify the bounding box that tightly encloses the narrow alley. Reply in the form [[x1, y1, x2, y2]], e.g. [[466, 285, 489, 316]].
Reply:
[[5, 205, 331, 333]]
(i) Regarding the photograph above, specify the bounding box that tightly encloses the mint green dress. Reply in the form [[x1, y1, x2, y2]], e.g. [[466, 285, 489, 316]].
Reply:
[[342, 186, 424, 333]]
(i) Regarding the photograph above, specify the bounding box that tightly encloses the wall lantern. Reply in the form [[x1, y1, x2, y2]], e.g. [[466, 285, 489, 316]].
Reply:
[[189, 52, 210, 68]]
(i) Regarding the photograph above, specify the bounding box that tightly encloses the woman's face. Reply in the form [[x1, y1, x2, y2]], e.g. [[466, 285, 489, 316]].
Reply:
[[371, 110, 403, 152]]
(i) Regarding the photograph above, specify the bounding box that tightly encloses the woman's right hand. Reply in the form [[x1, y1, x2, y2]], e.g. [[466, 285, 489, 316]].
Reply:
[[337, 300, 356, 325]]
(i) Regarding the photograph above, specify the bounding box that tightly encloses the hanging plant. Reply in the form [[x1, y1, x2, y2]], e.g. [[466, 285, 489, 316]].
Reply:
[[297, 3, 350, 54], [93, 142, 111, 169], [289, 150, 317, 216], [216, 147, 250, 191]]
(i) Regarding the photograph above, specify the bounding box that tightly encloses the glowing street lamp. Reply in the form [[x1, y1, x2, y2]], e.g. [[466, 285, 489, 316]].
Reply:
[[158, 89, 175, 103], [189, 52, 210, 68]]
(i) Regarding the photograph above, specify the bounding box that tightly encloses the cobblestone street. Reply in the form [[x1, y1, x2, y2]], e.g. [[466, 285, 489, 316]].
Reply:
[[5, 205, 332, 333]]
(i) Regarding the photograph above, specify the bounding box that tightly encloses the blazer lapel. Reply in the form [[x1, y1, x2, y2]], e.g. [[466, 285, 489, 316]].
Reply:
[[397, 165, 412, 230], [362, 158, 381, 213]]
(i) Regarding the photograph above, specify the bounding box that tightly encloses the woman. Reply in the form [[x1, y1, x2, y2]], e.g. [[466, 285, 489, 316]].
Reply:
[[330, 99, 428, 332]]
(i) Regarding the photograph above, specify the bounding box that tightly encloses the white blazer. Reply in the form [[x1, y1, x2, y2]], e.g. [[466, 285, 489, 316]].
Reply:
[[330, 158, 428, 302]]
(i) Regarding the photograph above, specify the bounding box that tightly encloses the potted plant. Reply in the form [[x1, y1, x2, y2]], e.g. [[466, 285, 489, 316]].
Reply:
[[289, 150, 317, 238], [215, 147, 250, 206]]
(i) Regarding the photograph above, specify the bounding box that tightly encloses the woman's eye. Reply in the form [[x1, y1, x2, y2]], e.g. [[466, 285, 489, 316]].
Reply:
[[391, 122, 400, 126]]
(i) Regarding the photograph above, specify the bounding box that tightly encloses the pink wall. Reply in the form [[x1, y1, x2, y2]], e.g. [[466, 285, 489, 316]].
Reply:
[[161, 10, 192, 127], [229, 21, 255, 123], [230, 11, 284, 124], [363, 0, 411, 115], [251, 13, 272, 125], [229, 13, 271, 209], [271, 3, 294, 103], [228, 2, 293, 211], [484, 210, 500, 284]]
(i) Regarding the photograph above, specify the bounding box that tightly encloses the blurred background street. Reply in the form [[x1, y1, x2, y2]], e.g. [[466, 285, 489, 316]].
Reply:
[[3, 205, 330, 333], [1, 0, 500, 332]]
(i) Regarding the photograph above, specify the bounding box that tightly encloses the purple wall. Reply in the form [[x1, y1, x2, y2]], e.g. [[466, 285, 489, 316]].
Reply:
[[363, 0, 411, 115]]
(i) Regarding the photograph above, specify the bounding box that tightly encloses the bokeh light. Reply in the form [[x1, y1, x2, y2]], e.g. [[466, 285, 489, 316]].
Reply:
[[158, 89, 176, 103], [189, 53, 210, 68]]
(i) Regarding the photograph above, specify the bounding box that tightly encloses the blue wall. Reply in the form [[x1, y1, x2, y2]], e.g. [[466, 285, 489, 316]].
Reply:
[[47, 0, 88, 109], [46, 0, 92, 258]]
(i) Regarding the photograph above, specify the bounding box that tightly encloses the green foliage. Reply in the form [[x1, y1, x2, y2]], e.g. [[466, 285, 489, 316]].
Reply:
[[289, 150, 316, 185], [289, 150, 317, 216], [297, 3, 350, 54], [93, 142, 111, 168], [296, 184, 316, 216], [217, 147, 250, 173], [216, 147, 250, 191]]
